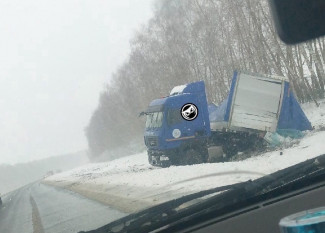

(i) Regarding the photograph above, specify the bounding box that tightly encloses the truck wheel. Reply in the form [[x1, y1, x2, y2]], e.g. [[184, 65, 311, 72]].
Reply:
[[208, 146, 224, 163], [180, 149, 203, 165], [253, 137, 267, 152], [223, 144, 238, 159], [147, 152, 153, 164]]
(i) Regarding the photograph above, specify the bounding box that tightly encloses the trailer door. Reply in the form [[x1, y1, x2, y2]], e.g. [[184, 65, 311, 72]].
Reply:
[[229, 73, 283, 132]]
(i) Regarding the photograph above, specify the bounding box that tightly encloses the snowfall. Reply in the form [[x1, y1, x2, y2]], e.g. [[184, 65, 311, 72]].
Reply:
[[45, 100, 325, 213]]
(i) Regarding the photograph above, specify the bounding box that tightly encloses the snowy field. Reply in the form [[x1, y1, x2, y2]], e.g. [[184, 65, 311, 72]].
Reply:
[[45, 100, 325, 213]]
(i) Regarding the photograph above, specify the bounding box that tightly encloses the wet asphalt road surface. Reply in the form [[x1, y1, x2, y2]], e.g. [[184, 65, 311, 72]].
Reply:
[[0, 182, 126, 233]]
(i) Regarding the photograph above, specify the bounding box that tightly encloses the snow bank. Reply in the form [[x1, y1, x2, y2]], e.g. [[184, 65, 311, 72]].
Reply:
[[45, 101, 325, 212], [47, 131, 325, 195], [302, 99, 325, 130]]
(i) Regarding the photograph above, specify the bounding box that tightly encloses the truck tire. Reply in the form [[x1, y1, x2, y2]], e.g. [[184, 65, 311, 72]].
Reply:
[[148, 152, 152, 164], [180, 148, 203, 165], [223, 143, 238, 159], [208, 146, 224, 163]]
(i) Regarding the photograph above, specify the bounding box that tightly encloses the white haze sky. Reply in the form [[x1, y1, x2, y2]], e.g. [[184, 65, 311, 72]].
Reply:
[[0, 0, 153, 164]]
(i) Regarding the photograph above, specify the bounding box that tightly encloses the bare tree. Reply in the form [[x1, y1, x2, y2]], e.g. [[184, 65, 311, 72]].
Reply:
[[86, 0, 324, 160]]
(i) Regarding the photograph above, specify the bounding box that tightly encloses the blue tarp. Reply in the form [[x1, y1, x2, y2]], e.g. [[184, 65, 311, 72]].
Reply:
[[208, 72, 312, 132], [277, 82, 312, 131], [224, 71, 238, 122], [208, 99, 228, 122]]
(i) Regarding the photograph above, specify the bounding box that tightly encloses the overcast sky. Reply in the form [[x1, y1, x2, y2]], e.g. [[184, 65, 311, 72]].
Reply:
[[0, 0, 153, 164]]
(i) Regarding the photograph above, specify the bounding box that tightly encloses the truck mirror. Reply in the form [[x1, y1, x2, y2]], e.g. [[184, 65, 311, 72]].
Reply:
[[139, 112, 148, 117], [268, 0, 325, 44]]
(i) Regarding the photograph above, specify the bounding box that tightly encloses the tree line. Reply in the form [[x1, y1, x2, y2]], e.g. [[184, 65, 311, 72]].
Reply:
[[85, 0, 325, 159]]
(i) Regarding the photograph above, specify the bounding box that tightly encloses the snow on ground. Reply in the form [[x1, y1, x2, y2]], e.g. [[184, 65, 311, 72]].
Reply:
[[46, 131, 325, 193], [302, 99, 325, 130], [45, 101, 325, 212]]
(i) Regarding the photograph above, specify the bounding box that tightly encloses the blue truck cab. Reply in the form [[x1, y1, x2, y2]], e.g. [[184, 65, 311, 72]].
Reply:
[[144, 81, 211, 166]]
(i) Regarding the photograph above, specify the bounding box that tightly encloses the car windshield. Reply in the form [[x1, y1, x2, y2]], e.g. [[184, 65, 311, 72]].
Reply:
[[146, 112, 164, 128], [0, 0, 324, 232]]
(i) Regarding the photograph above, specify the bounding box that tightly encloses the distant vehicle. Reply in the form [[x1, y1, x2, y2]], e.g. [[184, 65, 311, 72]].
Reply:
[[142, 71, 312, 167], [43, 170, 55, 178]]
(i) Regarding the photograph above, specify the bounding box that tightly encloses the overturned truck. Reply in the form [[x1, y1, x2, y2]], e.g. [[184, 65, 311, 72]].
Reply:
[[142, 71, 312, 167]]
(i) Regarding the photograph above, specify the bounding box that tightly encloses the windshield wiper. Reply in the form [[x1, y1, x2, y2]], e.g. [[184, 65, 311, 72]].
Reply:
[[81, 154, 325, 233], [80, 181, 250, 233]]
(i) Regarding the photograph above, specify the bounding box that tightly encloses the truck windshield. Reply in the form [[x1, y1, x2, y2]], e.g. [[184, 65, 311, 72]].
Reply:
[[146, 112, 164, 129]]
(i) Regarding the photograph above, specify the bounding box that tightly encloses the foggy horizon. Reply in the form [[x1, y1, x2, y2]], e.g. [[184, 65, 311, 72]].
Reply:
[[0, 0, 153, 165]]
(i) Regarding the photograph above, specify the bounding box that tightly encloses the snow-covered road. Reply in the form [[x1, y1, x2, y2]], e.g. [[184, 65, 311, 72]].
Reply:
[[44, 101, 325, 213]]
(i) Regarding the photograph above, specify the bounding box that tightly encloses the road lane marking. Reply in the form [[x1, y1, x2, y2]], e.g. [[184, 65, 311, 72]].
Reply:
[[30, 195, 45, 233]]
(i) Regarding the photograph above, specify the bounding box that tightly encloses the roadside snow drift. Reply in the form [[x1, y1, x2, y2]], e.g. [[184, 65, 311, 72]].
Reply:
[[44, 100, 325, 213]]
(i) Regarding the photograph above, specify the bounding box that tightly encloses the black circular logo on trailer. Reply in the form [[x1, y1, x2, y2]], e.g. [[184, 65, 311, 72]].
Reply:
[[181, 103, 198, 121]]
